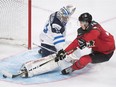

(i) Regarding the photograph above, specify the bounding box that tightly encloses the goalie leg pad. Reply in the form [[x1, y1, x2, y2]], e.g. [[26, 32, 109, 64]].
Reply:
[[20, 54, 59, 77]]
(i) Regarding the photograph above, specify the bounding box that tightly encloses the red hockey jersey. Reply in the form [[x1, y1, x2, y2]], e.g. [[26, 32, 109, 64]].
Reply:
[[65, 21, 115, 54]]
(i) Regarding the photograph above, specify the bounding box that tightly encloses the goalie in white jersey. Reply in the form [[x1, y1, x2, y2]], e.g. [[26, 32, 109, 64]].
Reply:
[[39, 5, 76, 57]]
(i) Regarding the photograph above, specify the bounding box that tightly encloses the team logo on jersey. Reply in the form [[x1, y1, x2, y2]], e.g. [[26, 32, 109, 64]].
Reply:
[[86, 40, 95, 47]]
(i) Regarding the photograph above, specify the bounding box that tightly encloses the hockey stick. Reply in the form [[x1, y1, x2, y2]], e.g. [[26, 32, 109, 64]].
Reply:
[[33, 43, 77, 55], [39, 58, 55, 67], [33, 43, 56, 53], [33, 43, 78, 63], [1, 70, 25, 78], [39, 50, 74, 67]]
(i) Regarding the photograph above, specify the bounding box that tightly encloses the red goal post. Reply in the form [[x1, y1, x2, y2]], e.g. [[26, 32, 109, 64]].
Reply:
[[28, 0, 31, 49]]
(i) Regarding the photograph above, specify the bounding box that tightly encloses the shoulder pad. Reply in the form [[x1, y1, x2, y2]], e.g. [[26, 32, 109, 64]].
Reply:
[[91, 21, 99, 26], [77, 28, 85, 36]]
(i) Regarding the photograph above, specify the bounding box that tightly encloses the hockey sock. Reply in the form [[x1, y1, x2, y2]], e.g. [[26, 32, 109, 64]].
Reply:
[[71, 55, 92, 70]]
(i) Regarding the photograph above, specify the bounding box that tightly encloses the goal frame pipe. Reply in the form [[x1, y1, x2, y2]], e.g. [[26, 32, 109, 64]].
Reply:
[[28, 0, 32, 49]]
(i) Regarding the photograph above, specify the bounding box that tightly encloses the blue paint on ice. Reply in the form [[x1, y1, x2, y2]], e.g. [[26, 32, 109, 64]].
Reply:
[[0, 48, 89, 85]]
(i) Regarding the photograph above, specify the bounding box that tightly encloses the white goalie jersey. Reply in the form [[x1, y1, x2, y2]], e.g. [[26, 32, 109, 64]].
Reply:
[[40, 12, 67, 51]]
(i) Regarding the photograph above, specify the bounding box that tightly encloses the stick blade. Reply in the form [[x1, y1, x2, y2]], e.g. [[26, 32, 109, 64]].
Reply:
[[1, 70, 13, 78]]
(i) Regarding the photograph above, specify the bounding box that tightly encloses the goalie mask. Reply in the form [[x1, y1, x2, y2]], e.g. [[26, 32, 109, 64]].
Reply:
[[58, 5, 76, 25]]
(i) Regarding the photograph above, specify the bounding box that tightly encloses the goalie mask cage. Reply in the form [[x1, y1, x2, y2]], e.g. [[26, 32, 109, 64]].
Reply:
[[0, 0, 31, 49]]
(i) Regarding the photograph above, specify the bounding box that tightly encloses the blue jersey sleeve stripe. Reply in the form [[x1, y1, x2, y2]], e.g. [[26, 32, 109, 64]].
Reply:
[[54, 35, 64, 40], [54, 40, 65, 45]]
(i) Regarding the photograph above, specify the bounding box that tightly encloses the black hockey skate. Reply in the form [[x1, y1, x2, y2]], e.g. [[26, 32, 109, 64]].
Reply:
[[61, 66, 74, 75]]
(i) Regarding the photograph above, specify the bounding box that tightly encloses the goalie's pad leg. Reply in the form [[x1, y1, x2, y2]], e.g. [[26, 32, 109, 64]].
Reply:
[[19, 48, 82, 78], [19, 54, 59, 78]]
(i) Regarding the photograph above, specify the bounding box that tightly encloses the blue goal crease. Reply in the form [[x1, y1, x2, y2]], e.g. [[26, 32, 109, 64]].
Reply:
[[0, 48, 89, 85]]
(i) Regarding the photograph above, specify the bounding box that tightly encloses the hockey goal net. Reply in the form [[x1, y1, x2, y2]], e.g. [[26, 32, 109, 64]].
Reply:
[[0, 0, 31, 49]]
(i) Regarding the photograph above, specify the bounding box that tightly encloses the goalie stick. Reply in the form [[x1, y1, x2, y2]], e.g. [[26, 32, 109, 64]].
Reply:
[[33, 43, 77, 55], [33, 43, 56, 53], [1, 70, 25, 78]]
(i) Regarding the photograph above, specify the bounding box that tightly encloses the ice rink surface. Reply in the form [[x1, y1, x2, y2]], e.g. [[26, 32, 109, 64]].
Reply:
[[0, 0, 116, 87]]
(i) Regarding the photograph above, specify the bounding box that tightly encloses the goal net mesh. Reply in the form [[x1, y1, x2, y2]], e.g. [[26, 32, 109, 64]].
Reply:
[[0, 0, 28, 48]]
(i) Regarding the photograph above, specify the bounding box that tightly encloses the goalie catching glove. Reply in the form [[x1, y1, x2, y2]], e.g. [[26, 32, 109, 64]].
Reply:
[[55, 49, 66, 62]]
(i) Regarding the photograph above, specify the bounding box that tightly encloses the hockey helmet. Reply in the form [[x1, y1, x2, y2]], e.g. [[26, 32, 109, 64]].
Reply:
[[58, 5, 76, 25], [79, 13, 92, 24], [59, 5, 76, 17]]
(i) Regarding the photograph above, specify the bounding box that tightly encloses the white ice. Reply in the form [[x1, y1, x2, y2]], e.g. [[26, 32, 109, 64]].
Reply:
[[0, 0, 116, 87]]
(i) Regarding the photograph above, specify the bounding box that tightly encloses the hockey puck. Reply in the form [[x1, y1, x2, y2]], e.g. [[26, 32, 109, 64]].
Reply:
[[3, 75, 7, 78]]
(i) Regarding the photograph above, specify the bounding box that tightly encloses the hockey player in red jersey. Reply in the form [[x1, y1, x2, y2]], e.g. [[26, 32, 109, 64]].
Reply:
[[55, 12, 115, 75]]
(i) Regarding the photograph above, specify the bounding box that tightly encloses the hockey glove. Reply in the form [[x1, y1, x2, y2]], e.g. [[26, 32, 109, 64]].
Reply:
[[55, 49, 66, 62]]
